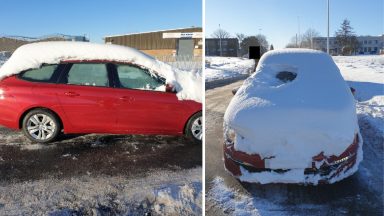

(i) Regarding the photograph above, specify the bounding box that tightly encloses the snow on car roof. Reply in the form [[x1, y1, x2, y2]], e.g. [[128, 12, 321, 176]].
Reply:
[[224, 48, 360, 172], [0, 42, 202, 102]]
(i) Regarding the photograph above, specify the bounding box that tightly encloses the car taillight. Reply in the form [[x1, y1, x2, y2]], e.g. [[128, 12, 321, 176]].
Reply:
[[0, 88, 4, 99], [0, 86, 12, 100], [165, 83, 175, 93], [224, 127, 236, 145], [350, 87, 356, 95]]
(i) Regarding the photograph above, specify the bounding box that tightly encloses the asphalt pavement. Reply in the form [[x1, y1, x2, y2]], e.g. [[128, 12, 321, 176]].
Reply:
[[0, 126, 202, 182]]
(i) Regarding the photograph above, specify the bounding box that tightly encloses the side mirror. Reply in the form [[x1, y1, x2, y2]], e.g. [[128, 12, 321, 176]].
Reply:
[[166, 84, 176, 93], [232, 87, 240, 95], [350, 87, 356, 95]]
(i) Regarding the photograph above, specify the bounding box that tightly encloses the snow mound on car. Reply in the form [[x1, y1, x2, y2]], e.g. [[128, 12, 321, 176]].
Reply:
[[224, 49, 361, 170], [0, 42, 201, 102]]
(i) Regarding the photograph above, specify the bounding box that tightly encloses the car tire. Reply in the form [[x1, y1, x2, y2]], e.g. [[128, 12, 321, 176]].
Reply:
[[185, 111, 202, 144], [22, 109, 61, 143]]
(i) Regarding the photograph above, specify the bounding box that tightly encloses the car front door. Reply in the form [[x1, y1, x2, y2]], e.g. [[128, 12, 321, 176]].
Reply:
[[55, 63, 117, 133], [112, 64, 186, 135]]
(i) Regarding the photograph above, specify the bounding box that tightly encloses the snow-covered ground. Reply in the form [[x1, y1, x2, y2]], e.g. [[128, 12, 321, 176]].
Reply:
[[335, 55, 384, 133], [207, 55, 384, 215], [205, 57, 255, 82], [0, 52, 10, 66], [0, 167, 201, 215]]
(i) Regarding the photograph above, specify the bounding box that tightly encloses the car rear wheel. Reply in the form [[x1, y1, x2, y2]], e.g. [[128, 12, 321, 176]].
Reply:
[[185, 111, 202, 144], [22, 109, 61, 143]]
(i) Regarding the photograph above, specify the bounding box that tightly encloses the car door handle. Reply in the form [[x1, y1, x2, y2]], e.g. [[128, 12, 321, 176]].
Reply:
[[64, 92, 80, 97], [119, 96, 135, 102]]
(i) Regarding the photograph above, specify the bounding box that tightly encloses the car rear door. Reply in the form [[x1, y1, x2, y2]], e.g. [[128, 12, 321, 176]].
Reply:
[[112, 64, 187, 135], [55, 63, 117, 133]]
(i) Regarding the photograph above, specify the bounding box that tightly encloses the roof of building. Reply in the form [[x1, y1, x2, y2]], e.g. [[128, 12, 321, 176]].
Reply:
[[104, 27, 202, 38]]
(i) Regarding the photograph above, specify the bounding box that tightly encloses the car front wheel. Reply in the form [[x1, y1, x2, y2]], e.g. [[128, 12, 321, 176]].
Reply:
[[22, 109, 61, 143], [185, 111, 202, 144]]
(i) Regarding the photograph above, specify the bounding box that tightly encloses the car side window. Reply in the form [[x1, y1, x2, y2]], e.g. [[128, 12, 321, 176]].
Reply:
[[20, 65, 58, 82], [66, 63, 109, 87], [116, 64, 165, 91]]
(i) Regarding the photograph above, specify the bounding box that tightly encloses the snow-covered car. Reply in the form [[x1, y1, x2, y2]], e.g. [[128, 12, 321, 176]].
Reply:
[[0, 42, 202, 143], [223, 49, 362, 185]]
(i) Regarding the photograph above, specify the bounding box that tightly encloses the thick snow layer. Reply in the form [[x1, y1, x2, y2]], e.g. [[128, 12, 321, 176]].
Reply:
[[0, 168, 202, 215], [0, 42, 202, 102], [205, 57, 255, 82], [224, 49, 360, 170], [237, 133, 363, 185]]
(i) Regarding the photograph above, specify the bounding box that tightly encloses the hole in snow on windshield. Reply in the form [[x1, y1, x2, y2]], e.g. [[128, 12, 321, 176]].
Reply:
[[276, 71, 297, 82]]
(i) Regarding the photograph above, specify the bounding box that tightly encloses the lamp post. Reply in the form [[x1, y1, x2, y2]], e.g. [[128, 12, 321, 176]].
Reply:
[[219, 24, 222, 56], [327, 0, 330, 54]]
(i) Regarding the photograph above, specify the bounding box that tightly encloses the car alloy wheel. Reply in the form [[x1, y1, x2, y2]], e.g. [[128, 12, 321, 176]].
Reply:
[[22, 109, 61, 143], [191, 116, 202, 140], [26, 114, 56, 140]]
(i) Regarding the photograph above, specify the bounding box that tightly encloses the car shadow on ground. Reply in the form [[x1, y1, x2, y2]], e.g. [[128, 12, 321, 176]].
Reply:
[[0, 128, 202, 183]]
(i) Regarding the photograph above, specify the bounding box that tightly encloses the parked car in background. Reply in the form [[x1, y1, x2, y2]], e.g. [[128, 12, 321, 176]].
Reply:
[[0, 42, 202, 143], [223, 49, 362, 184]]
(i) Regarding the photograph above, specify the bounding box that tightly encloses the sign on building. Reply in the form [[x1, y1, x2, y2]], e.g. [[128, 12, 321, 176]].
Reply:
[[163, 32, 203, 39]]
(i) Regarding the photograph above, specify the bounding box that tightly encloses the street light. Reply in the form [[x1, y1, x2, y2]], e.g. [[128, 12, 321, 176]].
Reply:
[[219, 24, 222, 56], [327, 0, 330, 54]]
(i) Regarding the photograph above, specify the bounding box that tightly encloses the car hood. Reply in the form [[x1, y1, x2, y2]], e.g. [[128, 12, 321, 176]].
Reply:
[[224, 49, 360, 169]]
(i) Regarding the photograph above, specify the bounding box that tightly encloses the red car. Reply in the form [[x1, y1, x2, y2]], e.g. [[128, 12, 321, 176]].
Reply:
[[0, 44, 202, 144]]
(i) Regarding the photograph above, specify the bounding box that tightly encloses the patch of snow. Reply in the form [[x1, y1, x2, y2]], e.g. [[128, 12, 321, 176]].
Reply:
[[334, 55, 384, 83], [0, 52, 10, 67], [207, 177, 328, 215], [224, 49, 360, 176], [0, 42, 201, 102], [205, 57, 255, 82], [207, 177, 261, 215], [0, 167, 202, 215]]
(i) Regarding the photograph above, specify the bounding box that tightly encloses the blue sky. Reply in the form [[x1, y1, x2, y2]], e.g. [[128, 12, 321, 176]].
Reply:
[[206, 0, 383, 49], [0, 0, 202, 43]]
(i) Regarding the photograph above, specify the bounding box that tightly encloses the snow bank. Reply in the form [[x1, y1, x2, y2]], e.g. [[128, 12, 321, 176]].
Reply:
[[224, 49, 360, 171], [0, 42, 201, 102], [205, 57, 255, 82]]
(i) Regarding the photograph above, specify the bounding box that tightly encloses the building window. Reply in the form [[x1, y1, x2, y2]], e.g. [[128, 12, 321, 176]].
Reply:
[[364, 40, 367, 44], [368, 40, 372, 44], [375, 40, 378, 44]]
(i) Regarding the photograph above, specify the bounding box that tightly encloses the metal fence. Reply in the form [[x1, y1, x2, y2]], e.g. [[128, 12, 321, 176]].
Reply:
[[156, 55, 202, 72]]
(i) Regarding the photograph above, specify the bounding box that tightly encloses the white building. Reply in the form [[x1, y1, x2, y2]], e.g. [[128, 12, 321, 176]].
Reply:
[[312, 35, 384, 55]]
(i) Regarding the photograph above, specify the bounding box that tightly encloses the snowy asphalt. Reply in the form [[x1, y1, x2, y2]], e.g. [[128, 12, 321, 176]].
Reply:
[[0, 127, 202, 182], [205, 79, 383, 215]]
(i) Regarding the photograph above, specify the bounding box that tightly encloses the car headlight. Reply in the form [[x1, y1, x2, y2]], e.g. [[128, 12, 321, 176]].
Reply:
[[0, 89, 4, 100], [225, 128, 236, 145]]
